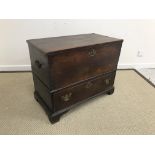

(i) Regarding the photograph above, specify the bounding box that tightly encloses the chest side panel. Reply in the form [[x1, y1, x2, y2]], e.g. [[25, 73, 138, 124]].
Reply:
[[28, 44, 51, 88], [33, 74, 53, 110], [49, 41, 122, 90]]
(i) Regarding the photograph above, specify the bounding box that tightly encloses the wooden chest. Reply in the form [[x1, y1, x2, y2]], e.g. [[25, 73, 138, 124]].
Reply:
[[27, 33, 123, 123]]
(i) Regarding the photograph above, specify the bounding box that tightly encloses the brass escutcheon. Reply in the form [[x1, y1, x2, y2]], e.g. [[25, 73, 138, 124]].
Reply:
[[61, 92, 72, 102], [85, 81, 93, 89], [105, 79, 110, 85], [89, 49, 96, 57]]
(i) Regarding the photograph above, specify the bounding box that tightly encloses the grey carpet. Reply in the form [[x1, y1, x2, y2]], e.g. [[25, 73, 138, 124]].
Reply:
[[0, 70, 155, 134]]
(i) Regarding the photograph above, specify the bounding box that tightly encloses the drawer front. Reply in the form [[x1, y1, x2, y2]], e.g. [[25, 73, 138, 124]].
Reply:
[[49, 41, 122, 90], [53, 72, 116, 112]]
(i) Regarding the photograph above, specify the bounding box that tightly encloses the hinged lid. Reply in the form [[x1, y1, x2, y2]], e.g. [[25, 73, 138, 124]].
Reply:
[[26, 33, 123, 54]]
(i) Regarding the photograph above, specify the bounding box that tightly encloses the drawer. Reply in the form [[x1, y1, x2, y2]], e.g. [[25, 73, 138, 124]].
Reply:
[[52, 72, 116, 112], [49, 41, 122, 90]]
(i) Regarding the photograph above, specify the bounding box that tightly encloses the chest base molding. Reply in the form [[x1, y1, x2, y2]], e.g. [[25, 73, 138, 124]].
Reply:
[[34, 86, 114, 124]]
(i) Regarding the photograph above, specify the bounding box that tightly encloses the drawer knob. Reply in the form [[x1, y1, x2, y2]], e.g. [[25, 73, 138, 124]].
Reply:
[[61, 92, 72, 102], [89, 49, 96, 57], [105, 79, 110, 85], [85, 81, 93, 89], [35, 60, 42, 69]]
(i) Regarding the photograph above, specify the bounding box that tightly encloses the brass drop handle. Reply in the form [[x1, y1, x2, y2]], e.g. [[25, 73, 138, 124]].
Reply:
[[89, 49, 96, 57], [105, 79, 110, 85], [85, 81, 93, 89], [61, 92, 72, 102], [35, 60, 42, 69]]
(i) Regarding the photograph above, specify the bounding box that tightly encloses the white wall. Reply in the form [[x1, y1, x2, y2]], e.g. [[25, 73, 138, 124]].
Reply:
[[0, 19, 155, 71]]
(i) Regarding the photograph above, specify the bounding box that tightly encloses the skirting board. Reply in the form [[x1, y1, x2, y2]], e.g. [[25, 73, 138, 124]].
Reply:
[[0, 63, 155, 71], [0, 65, 31, 71], [118, 63, 155, 69]]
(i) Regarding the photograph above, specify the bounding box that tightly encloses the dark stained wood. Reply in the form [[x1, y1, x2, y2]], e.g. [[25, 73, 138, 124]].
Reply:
[[53, 72, 116, 112], [26, 33, 123, 54], [27, 33, 123, 124], [49, 41, 122, 89], [107, 87, 115, 95], [28, 44, 52, 88], [34, 90, 69, 124], [33, 73, 53, 110]]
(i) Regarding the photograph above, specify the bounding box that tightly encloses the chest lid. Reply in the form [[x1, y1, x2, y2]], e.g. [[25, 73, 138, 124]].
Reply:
[[26, 33, 123, 54]]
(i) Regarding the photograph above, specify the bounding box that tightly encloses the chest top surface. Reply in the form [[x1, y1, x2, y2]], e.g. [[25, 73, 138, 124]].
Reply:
[[26, 33, 123, 54]]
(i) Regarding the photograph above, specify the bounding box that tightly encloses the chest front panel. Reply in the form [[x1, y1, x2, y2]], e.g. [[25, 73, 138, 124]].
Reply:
[[49, 41, 122, 90]]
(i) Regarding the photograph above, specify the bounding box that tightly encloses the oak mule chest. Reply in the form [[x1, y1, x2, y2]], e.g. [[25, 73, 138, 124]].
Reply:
[[27, 33, 123, 124]]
